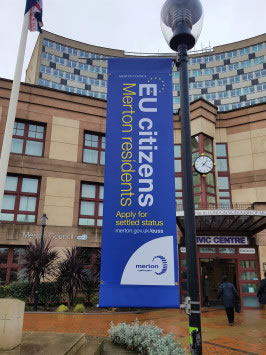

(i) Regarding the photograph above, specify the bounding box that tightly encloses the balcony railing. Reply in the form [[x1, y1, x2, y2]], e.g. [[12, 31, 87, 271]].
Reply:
[[176, 203, 254, 212]]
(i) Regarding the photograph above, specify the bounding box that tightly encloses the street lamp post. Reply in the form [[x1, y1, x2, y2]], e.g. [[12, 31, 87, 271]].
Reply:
[[34, 213, 48, 312], [161, 1, 204, 354]]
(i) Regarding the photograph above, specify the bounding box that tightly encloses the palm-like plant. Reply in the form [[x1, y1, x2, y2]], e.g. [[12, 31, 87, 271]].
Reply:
[[57, 247, 90, 306], [88, 248, 101, 287], [23, 238, 58, 290]]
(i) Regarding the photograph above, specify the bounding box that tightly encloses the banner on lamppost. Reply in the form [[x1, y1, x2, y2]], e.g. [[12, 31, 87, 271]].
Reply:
[[99, 58, 179, 308]]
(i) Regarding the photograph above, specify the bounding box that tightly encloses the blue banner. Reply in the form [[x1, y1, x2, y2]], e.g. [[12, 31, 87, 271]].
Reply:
[[99, 58, 179, 308]]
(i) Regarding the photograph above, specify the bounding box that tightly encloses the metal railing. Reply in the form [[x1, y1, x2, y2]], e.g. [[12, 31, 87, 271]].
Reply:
[[176, 203, 254, 212]]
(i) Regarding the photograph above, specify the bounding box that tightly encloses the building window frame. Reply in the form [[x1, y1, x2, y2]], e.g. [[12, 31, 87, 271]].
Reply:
[[1, 175, 40, 224], [79, 183, 104, 227], [0, 247, 26, 285], [174, 144, 183, 210], [216, 143, 232, 208], [83, 132, 105, 165], [11, 120, 46, 157]]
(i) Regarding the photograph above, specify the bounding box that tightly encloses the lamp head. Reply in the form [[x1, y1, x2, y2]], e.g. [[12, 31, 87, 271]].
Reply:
[[161, 0, 203, 51], [41, 213, 48, 226]]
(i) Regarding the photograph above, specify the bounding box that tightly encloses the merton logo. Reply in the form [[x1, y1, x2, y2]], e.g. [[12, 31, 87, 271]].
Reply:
[[136, 255, 168, 275]]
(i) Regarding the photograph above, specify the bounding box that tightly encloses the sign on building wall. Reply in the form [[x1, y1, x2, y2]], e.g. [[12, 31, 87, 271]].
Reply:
[[99, 58, 179, 308], [196, 236, 248, 245]]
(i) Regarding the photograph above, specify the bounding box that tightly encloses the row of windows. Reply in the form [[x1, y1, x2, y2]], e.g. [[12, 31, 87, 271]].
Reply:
[[215, 57, 264, 73], [173, 96, 266, 110], [43, 39, 107, 60], [189, 56, 264, 77], [189, 89, 264, 103], [216, 144, 231, 208], [43, 38, 265, 64], [218, 97, 266, 111], [0, 176, 103, 227], [40, 65, 107, 87], [2, 134, 233, 224], [173, 65, 264, 81], [11, 121, 106, 168], [190, 43, 265, 64], [41, 52, 107, 74], [38, 79, 107, 100], [41, 62, 265, 94], [192, 83, 266, 101]]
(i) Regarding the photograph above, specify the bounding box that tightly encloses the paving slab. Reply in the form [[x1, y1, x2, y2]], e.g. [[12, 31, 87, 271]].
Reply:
[[102, 340, 136, 354], [23, 308, 266, 355], [75, 336, 103, 355], [0, 332, 85, 355]]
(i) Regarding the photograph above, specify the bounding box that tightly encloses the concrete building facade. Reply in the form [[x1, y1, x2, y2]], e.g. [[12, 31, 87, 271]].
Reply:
[[26, 31, 266, 113]]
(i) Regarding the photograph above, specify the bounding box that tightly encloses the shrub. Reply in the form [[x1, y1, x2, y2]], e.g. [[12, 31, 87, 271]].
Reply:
[[90, 293, 99, 307], [108, 320, 186, 355], [87, 249, 101, 287], [73, 296, 86, 305], [23, 238, 59, 289], [7, 282, 32, 301], [74, 304, 86, 313], [57, 248, 90, 306], [38, 282, 62, 307], [0, 282, 62, 307], [56, 304, 69, 312], [0, 285, 11, 299]]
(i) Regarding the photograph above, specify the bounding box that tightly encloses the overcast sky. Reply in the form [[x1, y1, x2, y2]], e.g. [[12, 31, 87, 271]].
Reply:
[[0, 0, 265, 81]]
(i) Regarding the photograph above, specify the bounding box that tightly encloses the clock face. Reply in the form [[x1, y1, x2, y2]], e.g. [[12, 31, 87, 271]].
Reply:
[[194, 155, 214, 174]]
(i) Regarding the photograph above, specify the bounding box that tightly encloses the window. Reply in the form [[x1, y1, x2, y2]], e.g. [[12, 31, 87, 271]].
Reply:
[[83, 133, 105, 165], [11, 121, 45, 157], [215, 53, 225, 61], [0, 175, 40, 223], [174, 145, 183, 210], [79, 183, 104, 227], [0, 247, 26, 285], [78, 247, 100, 280], [216, 144, 232, 208]]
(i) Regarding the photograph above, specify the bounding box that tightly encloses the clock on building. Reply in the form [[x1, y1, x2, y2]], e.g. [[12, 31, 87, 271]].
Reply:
[[194, 155, 214, 174]]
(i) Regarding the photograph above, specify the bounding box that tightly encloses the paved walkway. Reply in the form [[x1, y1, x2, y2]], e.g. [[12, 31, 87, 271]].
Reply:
[[23, 308, 266, 354]]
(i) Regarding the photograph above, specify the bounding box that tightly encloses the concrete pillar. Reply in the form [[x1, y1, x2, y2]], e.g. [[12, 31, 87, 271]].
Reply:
[[0, 299, 25, 350]]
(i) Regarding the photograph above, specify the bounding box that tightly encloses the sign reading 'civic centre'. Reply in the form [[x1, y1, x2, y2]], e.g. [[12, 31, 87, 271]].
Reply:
[[99, 59, 179, 308]]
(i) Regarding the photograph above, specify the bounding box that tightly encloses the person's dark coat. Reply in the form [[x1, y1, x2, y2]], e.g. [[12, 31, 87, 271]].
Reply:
[[257, 278, 266, 304], [202, 278, 210, 297], [217, 281, 238, 308]]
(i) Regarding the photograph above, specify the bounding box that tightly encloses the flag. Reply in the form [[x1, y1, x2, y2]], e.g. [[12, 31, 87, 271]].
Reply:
[[25, 0, 43, 32]]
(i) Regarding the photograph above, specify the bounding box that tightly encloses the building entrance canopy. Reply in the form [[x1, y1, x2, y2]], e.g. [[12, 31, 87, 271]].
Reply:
[[176, 209, 266, 237]]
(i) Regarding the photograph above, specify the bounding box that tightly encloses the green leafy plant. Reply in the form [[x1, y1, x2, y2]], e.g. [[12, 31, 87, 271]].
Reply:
[[109, 320, 186, 355], [56, 304, 69, 312], [38, 282, 62, 306], [0, 285, 10, 298], [7, 282, 32, 301], [0, 282, 61, 307], [23, 238, 59, 291], [73, 296, 86, 306], [88, 249, 101, 287], [74, 303, 86, 313], [56, 247, 90, 306], [90, 293, 99, 307]]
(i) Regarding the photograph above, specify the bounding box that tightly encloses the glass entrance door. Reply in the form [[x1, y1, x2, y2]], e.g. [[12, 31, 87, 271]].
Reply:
[[200, 258, 237, 307]]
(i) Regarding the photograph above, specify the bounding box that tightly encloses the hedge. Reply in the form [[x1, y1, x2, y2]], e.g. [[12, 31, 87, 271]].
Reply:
[[0, 282, 62, 306]]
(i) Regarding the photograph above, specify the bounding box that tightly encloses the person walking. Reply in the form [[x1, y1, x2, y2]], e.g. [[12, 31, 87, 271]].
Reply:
[[202, 274, 210, 307], [217, 275, 238, 326], [257, 271, 266, 307]]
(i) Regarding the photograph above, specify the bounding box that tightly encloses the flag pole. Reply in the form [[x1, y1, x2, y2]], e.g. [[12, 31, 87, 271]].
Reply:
[[0, 11, 30, 212]]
